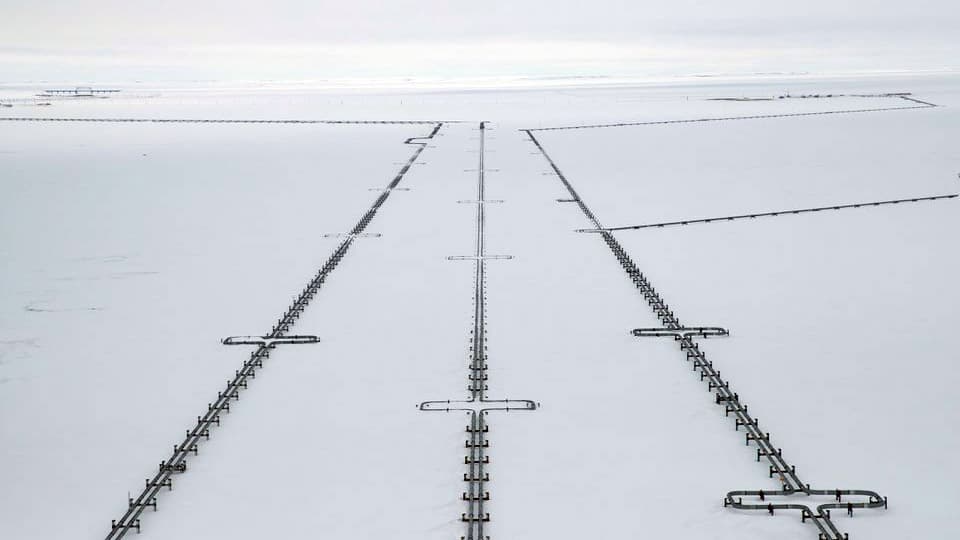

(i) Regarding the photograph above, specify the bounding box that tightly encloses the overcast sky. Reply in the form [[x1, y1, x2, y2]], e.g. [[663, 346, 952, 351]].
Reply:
[[1, 1, 957, 82]]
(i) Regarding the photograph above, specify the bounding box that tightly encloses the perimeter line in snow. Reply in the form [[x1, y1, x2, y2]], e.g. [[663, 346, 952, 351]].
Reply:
[[576, 193, 959, 232], [0, 117, 459, 124], [528, 94, 935, 131], [524, 128, 886, 540], [103, 122, 443, 540]]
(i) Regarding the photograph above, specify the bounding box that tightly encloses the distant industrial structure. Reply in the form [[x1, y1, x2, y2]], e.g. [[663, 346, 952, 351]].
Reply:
[[37, 87, 121, 98]]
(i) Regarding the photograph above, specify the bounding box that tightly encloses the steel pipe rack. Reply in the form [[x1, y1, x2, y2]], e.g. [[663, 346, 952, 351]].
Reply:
[[577, 193, 958, 233], [419, 122, 537, 540], [524, 127, 888, 539], [0, 117, 456, 124], [528, 94, 936, 132], [103, 122, 442, 539]]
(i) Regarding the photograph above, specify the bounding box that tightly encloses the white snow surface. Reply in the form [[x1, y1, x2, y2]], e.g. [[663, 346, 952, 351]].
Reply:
[[1, 73, 958, 539]]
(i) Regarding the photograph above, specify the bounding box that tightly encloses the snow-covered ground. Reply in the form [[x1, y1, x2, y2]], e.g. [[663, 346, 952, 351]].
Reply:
[[1, 72, 957, 539]]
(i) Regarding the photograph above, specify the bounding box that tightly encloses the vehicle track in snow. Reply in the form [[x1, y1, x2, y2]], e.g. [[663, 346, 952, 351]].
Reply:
[[103, 123, 442, 540]]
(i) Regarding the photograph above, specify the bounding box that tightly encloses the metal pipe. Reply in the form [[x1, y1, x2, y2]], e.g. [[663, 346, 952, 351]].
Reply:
[[104, 122, 443, 539]]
